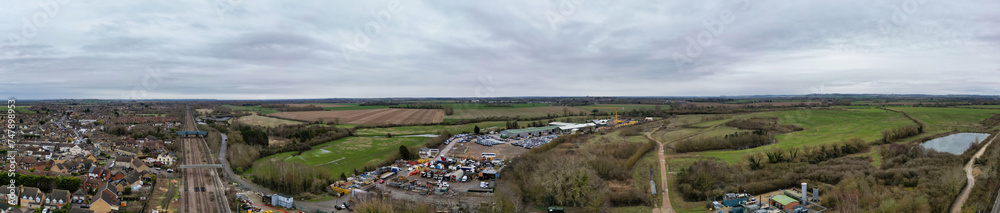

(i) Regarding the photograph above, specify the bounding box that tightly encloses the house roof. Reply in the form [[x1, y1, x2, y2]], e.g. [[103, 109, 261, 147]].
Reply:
[[772, 195, 798, 206], [73, 188, 87, 197], [92, 190, 119, 206], [97, 181, 118, 195], [114, 156, 132, 162], [49, 189, 70, 202], [125, 172, 141, 184], [21, 187, 42, 199], [69, 207, 95, 213]]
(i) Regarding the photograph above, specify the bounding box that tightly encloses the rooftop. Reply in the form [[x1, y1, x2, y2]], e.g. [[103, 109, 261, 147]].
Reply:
[[772, 195, 798, 206]]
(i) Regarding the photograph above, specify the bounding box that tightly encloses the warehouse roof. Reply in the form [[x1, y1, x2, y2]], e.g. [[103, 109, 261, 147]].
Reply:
[[771, 195, 798, 205]]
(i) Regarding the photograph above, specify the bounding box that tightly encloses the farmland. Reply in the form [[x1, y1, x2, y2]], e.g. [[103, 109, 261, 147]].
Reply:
[[353, 121, 508, 136], [1, 106, 36, 114], [445, 106, 589, 120], [222, 104, 279, 115], [235, 115, 304, 127], [286, 103, 350, 108], [576, 104, 666, 113], [256, 136, 428, 176], [269, 108, 444, 125], [886, 107, 998, 136]]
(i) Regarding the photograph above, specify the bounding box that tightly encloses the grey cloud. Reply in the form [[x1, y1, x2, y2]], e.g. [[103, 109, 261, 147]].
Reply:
[[0, 0, 998, 99]]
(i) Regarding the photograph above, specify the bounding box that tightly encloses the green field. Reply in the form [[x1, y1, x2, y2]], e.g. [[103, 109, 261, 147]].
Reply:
[[223, 105, 279, 115], [957, 105, 1000, 109], [576, 104, 667, 113], [444, 103, 548, 109], [1, 106, 36, 114], [888, 107, 998, 134], [257, 136, 428, 176], [696, 108, 916, 163]]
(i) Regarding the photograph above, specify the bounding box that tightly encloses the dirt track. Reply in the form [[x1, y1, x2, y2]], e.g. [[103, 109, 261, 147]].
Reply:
[[952, 129, 1000, 213], [646, 125, 675, 213], [270, 108, 444, 125]]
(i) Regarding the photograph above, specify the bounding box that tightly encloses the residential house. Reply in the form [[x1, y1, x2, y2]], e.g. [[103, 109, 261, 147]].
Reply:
[[44, 189, 70, 210], [19, 187, 44, 209], [131, 158, 150, 173], [69, 207, 95, 213], [155, 153, 175, 166], [113, 156, 132, 169], [89, 189, 119, 213], [72, 188, 87, 204]]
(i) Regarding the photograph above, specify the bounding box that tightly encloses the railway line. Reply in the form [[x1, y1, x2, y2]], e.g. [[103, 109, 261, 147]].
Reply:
[[180, 106, 231, 213]]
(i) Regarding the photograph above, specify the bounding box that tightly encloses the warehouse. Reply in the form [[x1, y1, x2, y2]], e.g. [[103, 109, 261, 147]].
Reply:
[[548, 122, 596, 133], [499, 126, 559, 138]]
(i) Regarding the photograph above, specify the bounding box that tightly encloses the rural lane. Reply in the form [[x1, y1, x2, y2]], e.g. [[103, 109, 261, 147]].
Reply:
[[646, 125, 675, 213], [952, 129, 1000, 213]]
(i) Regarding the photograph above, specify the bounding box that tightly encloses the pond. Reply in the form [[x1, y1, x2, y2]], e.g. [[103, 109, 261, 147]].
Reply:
[[920, 133, 991, 155]]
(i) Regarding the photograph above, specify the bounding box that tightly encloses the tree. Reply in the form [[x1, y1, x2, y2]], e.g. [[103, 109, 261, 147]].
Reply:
[[474, 125, 481, 134], [398, 145, 412, 160]]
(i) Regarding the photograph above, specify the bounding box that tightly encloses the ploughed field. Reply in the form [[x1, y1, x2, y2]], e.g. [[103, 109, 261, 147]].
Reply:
[[446, 106, 590, 119], [269, 108, 444, 125]]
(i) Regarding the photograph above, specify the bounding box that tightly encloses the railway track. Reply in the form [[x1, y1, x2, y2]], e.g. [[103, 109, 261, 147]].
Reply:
[[180, 106, 229, 213]]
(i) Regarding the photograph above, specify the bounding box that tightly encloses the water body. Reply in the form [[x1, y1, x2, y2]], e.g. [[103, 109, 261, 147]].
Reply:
[[920, 133, 991, 155]]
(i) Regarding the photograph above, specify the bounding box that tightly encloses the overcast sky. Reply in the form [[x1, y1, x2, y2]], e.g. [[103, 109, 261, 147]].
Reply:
[[1, 0, 999, 99]]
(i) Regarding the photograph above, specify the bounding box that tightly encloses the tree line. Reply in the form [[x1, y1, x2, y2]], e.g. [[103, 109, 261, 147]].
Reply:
[[0, 173, 81, 193]]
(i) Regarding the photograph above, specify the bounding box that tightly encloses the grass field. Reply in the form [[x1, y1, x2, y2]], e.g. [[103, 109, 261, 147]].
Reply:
[[257, 136, 428, 176], [888, 107, 998, 133], [695, 108, 916, 163], [222, 105, 279, 115], [445, 103, 548, 109], [885, 107, 999, 143], [576, 104, 667, 113], [630, 153, 662, 210], [1, 106, 36, 114], [957, 105, 1000, 109], [236, 115, 304, 127], [446, 106, 590, 119]]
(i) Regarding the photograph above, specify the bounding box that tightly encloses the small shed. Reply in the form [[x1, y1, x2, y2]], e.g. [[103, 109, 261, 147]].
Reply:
[[770, 195, 799, 211], [271, 194, 294, 209]]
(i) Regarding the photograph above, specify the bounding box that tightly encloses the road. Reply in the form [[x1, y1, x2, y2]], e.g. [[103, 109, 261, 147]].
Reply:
[[646, 125, 675, 213], [217, 132, 274, 195], [180, 106, 231, 213], [438, 136, 460, 157], [952, 129, 1000, 213]]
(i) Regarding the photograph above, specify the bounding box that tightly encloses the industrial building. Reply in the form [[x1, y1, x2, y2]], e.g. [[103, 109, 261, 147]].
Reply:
[[548, 122, 597, 133], [499, 126, 559, 138], [271, 194, 294, 209], [770, 195, 799, 211]]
